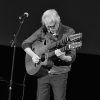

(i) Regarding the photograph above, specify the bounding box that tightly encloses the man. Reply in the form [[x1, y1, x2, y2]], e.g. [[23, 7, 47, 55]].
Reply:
[[22, 9, 76, 100]]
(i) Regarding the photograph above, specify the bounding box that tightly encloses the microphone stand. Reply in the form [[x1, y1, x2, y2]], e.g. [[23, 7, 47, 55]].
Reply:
[[9, 18, 25, 100]]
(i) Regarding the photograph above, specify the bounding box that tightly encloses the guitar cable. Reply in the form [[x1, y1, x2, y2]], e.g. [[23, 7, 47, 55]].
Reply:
[[21, 72, 27, 100]]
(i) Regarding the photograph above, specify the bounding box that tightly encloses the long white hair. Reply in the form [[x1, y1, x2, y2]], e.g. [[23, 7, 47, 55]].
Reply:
[[41, 9, 61, 26]]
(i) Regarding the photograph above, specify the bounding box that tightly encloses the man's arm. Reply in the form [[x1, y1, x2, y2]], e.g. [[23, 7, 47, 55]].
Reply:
[[55, 27, 76, 64], [21, 28, 42, 62], [60, 48, 76, 63], [21, 28, 41, 50]]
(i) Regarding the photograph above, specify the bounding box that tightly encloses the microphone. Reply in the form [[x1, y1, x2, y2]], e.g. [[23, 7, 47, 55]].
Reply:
[[19, 12, 29, 20]]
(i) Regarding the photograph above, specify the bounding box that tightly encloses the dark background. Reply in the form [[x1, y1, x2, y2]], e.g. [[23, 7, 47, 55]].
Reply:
[[0, 0, 100, 100], [0, 0, 100, 55]]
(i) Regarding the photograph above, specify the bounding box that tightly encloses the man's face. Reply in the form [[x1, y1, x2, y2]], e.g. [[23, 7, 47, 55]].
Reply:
[[45, 20, 59, 33]]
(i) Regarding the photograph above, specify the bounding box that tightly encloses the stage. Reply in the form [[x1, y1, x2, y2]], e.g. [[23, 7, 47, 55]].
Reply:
[[0, 45, 99, 100]]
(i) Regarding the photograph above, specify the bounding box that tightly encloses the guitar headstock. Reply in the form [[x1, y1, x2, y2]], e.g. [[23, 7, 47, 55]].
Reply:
[[69, 41, 82, 49], [68, 33, 82, 42], [60, 41, 82, 52]]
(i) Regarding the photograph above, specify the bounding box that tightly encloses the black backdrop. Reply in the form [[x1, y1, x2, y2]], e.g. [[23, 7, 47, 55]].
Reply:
[[0, 0, 100, 55]]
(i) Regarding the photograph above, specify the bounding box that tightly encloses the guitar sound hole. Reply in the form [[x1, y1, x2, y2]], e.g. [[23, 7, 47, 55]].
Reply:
[[41, 54, 45, 62]]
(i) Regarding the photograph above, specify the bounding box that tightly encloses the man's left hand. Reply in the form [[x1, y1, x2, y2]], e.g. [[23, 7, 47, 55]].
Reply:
[[55, 49, 65, 56], [60, 55, 72, 61], [55, 49, 72, 61]]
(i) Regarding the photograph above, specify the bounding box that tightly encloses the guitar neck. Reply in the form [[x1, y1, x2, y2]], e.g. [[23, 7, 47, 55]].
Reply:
[[47, 44, 69, 58], [47, 41, 82, 58], [47, 38, 66, 51], [47, 33, 82, 52]]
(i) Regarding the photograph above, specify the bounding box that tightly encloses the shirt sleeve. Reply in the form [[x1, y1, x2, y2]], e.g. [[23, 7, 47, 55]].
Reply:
[[21, 28, 42, 50]]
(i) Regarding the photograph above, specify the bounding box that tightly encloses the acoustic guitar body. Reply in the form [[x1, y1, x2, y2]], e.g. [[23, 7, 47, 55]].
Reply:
[[25, 39, 50, 75]]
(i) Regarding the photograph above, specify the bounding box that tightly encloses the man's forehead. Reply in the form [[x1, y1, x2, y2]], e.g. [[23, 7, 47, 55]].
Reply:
[[45, 20, 56, 26], [46, 23, 55, 27]]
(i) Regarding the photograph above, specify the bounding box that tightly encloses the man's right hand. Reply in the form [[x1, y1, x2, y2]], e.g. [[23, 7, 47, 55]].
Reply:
[[32, 54, 40, 63], [24, 47, 41, 63]]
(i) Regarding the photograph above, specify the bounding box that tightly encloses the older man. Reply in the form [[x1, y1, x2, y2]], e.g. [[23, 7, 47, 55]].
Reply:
[[22, 9, 76, 100]]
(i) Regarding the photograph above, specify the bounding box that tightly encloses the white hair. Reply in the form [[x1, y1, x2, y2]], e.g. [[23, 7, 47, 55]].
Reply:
[[41, 9, 61, 26]]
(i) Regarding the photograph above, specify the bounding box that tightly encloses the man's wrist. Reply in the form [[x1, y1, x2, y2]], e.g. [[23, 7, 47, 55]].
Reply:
[[55, 49, 65, 56], [59, 55, 72, 61]]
